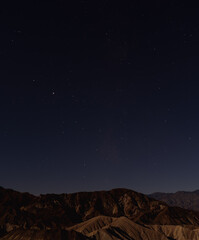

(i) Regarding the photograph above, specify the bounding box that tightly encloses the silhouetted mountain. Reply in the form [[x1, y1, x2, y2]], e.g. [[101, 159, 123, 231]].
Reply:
[[149, 190, 199, 211], [1, 187, 199, 239]]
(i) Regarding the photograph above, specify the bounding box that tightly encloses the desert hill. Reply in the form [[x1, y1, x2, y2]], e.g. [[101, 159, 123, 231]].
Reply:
[[68, 215, 169, 240], [2, 216, 199, 240], [1, 187, 199, 239]]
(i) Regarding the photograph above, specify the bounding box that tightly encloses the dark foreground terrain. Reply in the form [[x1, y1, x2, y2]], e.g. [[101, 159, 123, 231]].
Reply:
[[1, 187, 199, 239]]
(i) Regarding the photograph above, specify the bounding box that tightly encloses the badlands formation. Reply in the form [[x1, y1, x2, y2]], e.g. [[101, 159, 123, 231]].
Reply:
[[0, 187, 199, 239]]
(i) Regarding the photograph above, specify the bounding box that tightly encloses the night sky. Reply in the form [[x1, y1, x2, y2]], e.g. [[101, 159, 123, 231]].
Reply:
[[1, 0, 199, 195]]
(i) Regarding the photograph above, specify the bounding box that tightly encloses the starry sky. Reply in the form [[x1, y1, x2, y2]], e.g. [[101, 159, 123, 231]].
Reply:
[[1, 0, 199, 195]]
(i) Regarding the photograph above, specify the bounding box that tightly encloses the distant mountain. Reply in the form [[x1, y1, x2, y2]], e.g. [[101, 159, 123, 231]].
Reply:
[[149, 190, 199, 211], [1, 186, 199, 239]]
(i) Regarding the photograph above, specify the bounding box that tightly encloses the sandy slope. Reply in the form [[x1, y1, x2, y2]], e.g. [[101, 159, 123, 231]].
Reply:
[[68, 215, 199, 240], [1, 216, 199, 239], [150, 224, 199, 240], [67, 215, 117, 235], [70, 215, 168, 239]]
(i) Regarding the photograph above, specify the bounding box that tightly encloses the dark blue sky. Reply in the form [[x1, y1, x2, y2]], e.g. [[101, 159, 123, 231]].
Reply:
[[1, 0, 199, 195]]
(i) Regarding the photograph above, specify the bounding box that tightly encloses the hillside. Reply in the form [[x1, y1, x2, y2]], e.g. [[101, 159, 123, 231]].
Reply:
[[1, 187, 199, 239]]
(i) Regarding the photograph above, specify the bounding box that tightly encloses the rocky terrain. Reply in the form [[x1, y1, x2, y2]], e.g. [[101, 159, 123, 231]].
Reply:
[[1, 187, 199, 239], [149, 190, 199, 211]]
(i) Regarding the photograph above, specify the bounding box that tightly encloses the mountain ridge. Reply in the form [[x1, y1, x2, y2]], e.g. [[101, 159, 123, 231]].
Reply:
[[149, 189, 199, 211], [1, 186, 199, 239]]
